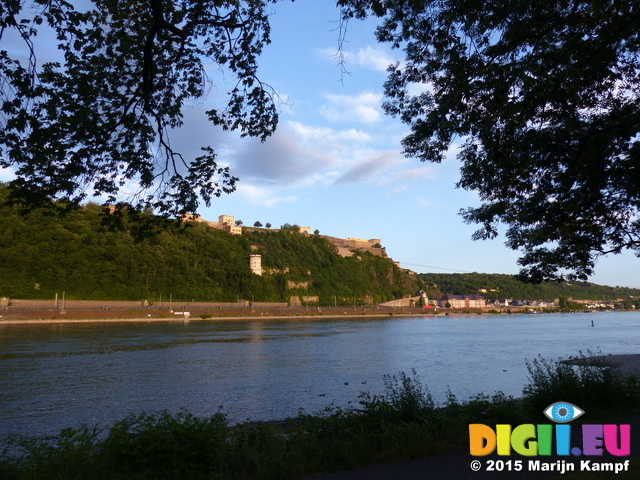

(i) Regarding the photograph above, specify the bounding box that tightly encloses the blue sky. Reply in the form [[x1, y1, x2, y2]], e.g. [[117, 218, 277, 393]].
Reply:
[[2, 1, 638, 288]]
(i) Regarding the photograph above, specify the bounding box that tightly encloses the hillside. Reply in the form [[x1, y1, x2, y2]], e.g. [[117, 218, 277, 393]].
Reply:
[[419, 272, 640, 303], [0, 189, 423, 304], [3, 181, 638, 307]]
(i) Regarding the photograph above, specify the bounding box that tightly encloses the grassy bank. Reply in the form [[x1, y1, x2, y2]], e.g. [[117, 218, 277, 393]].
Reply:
[[1, 355, 639, 480]]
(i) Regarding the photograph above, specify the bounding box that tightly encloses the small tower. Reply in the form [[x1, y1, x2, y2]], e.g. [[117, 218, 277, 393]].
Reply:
[[249, 254, 263, 276], [420, 290, 429, 306]]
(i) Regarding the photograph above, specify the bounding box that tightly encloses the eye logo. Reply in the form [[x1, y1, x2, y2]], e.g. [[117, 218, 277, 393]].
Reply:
[[543, 402, 585, 423]]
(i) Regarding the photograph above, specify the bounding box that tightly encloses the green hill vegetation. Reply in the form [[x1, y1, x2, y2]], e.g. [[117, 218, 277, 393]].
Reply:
[[3, 183, 638, 307], [419, 272, 640, 303], [0, 186, 422, 304]]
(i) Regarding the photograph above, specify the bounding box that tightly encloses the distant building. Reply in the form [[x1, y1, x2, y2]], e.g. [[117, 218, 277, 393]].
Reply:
[[440, 294, 486, 309], [218, 215, 242, 235], [182, 214, 243, 235]]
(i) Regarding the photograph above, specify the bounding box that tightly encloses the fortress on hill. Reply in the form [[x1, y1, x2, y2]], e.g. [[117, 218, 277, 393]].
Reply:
[[183, 214, 387, 260]]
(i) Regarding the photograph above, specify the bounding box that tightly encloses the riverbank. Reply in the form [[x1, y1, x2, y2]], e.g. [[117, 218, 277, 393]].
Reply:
[[0, 307, 432, 324], [0, 303, 550, 324], [0, 313, 410, 325], [0, 308, 448, 324], [562, 353, 640, 377], [303, 353, 640, 480]]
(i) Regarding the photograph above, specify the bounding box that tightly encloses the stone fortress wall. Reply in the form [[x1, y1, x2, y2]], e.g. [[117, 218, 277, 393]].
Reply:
[[183, 214, 387, 258], [320, 235, 385, 258]]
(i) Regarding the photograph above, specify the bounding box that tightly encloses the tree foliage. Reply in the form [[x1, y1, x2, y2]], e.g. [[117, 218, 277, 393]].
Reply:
[[339, 0, 640, 282], [1, 0, 281, 215], [418, 272, 640, 303]]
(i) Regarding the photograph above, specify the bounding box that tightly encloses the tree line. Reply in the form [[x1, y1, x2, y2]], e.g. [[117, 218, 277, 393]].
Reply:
[[419, 272, 640, 303]]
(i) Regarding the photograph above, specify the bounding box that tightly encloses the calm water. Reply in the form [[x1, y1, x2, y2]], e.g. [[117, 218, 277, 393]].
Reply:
[[0, 312, 638, 436]]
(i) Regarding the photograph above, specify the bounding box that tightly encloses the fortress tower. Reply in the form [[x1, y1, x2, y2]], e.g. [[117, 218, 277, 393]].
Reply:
[[249, 254, 263, 276]]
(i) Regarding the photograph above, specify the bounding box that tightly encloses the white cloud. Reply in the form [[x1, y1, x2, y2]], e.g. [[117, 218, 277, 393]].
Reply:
[[381, 166, 438, 185], [335, 156, 386, 184], [227, 120, 389, 189], [287, 122, 334, 142], [320, 92, 383, 124], [288, 122, 371, 145], [352, 46, 396, 72], [317, 46, 396, 72], [335, 128, 372, 143], [235, 184, 298, 207], [333, 153, 439, 191], [0, 166, 16, 182], [407, 82, 433, 97]]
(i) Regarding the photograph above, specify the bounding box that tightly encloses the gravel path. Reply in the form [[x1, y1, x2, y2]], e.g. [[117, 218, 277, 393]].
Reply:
[[562, 353, 640, 377]]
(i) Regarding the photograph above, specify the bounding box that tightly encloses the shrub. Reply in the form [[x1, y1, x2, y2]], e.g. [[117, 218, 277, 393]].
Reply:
[[0, 425, 100, 480], [382, 369, 434, 421], [523, 352, 640, 417], [97, 410, 229, 479]]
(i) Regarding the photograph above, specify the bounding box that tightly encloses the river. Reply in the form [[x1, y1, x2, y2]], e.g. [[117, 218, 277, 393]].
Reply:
[[0, 311, 638, 436]]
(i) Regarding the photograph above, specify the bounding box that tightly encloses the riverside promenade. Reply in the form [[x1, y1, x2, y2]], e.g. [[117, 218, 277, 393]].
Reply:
[[0, 303, 427, 322], [0, 299, 534, 324]]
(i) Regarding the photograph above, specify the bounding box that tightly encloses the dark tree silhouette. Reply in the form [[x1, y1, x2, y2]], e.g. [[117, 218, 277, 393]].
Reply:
[[1, 0, 281, 215], [339, 0, 640, 281]]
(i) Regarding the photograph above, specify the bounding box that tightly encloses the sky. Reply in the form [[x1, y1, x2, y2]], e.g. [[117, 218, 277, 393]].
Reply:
[[2, 1, 639, 288]]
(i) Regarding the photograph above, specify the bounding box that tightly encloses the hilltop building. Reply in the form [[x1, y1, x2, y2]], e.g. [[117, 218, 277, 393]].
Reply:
[[217, 215, 242, 235], [183, 214, 389, 259], [182, 214, 243, 235]]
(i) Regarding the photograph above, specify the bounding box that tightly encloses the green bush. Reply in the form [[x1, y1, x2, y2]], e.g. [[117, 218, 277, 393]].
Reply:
[[0, 425, 100, 480], [523, 352, 640, 417], [381, 369, 434, 421], [97, 411, 229, 479]]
